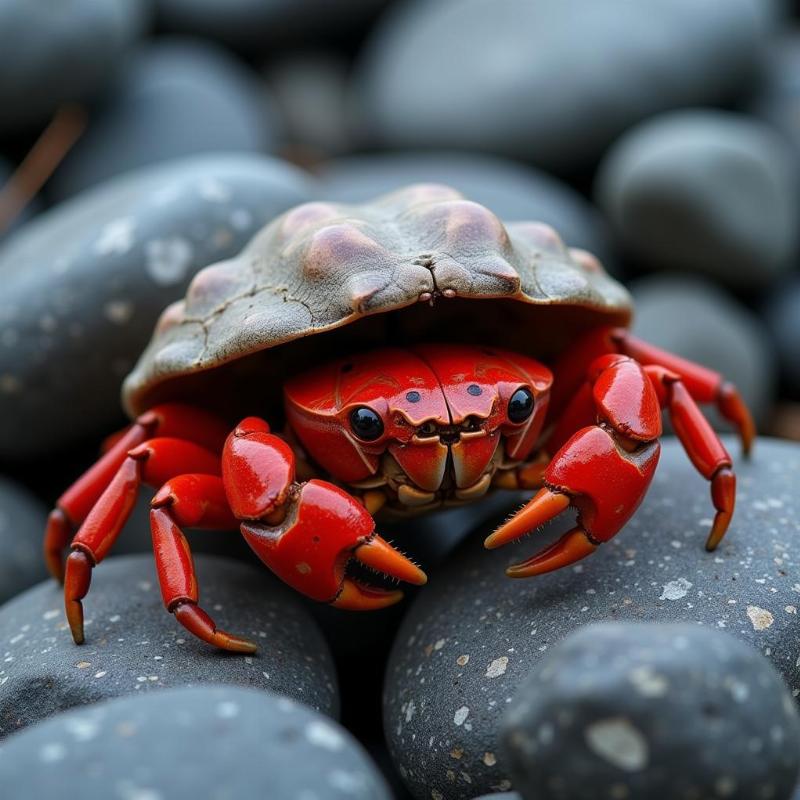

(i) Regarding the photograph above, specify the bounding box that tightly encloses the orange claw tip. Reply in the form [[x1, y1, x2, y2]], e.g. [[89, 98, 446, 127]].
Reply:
[[505, 527, 597, 578], [484, 488, 570, 550], [354, 534, 428, 586], [331, 579, 405, 611]]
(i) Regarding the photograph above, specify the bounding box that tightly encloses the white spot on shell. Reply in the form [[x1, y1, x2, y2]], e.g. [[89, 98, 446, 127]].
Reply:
[[305, 720, 344, 751], [746, 606, 774, 631], [585, 718, 649, 771], [145, 238, 193, 286], [486, 657, 509, 679], [659, 578, 692, 601]]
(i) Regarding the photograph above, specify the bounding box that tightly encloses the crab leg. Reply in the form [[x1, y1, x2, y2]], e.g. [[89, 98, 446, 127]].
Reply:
[[45, 403, 230, 580], [149, 474, 255, 653], [64, 438, 221, 644], [225, 417, 427, 611]]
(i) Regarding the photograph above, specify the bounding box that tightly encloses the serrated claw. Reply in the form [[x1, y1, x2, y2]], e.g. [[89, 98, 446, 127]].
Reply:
[[354, 534, 427, 586], [484, 487, 570, 549], [332, 578, 405, 611]]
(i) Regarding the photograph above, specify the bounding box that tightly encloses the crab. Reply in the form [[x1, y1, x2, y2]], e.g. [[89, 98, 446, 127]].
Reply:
[[44, 184, 754, 654]]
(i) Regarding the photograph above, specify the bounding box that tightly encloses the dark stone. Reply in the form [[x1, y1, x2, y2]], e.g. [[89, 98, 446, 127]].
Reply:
[[502, 623, 800, 800], [318, 152, 614, 266], [0, 477, 48, 604], [155, 0, 389, 51], [631, 275, 777, 427], [352, 0, 777, 171], [0, 0, 149, 134], [0, 153, 314, 459], [384, 437, 800, 799], [762, 276, 800, 398], [0, 686, 388, 800], [49, 39, 278, 201], [596, 110, 800, 288], [0, 554, 338, 739]]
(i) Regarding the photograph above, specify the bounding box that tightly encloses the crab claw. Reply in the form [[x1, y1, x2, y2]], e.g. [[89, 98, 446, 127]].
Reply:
[[240, 479, 425, 609]]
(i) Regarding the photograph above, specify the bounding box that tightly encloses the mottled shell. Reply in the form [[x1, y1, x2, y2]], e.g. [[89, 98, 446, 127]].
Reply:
[[124, 184, 631, 417]]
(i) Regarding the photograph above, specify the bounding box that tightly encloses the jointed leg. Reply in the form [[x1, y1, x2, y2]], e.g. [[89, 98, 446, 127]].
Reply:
[[45, 403, 230, 580], [64, 437, 221, 644]]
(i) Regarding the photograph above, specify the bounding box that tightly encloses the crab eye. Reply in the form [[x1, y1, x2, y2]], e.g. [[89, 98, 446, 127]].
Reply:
[[349, 407, 384, 441], [508, 388, 534, 423], [417, 421, 438, 438]]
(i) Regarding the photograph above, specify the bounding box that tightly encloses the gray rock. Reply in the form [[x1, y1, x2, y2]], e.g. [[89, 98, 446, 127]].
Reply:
[[762, 276, 800, 398], [384, 437, 800, 799], [0, 686, 388, 800], [502, 623, 800, 800], [156, 0, 389, 51], [0, 477, 47, 604], [0, 554, 338, 739], [631, 275, 777, 427], [596, 110, 800, 288], [0, 153, 314, 459], [49, 38, 278, 201], [317, 152, 614, 266], [0, 0, 149, 134], [353, 0, 776, 171]]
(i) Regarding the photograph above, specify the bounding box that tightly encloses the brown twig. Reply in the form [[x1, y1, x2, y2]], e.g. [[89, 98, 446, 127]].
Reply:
[[0, 104, 87, 235]]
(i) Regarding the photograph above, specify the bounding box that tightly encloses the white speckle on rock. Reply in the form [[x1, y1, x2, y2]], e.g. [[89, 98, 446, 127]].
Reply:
[[659, 577, 692, 601], [104, 300, 134, 325], [216, 701, 240, 719], [145, 238, 193, 286], [434, 638, 446, 650], [94, 218, 136, 255], [628, 666, 668, 697], [585, 718, 649, 771], [306, 720, 344, 751], [454, 706, 470, 727], [39, 742, 67, 763], [746, 605, 774, 631], [485, 656, 509, 679], [64, 716, 100, 742], [405, 699, 417, 723], [198, 179, 231, 202]]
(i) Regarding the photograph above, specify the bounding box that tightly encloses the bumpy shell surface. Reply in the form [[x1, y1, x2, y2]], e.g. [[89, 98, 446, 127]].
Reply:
[[124, 184, 631, 416]]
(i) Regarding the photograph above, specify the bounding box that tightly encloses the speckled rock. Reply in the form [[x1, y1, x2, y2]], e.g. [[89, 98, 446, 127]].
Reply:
[[0, 0, 148, 134], [631, 275, 776, 427], [502, 623, 800, 800], [596, 110, 800, 288], [155, 0, 389, 51], [0, 153, 314, 459], [762, 276, 800, 398], [0, 686, 388, 800], [0, 554, 337, 739], [353, 0, 776, 171], [0, 478, 48, 604], [384, 437, 800, 800], [49, 39, 278, 201], [317, 152, 614, 265]]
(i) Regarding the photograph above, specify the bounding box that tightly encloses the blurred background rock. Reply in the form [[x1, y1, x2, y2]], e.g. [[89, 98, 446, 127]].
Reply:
[[2, 1, 800, 798]]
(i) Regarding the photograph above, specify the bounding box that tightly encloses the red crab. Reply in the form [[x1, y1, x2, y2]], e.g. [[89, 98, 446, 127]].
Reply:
[[43, 185, 754, 653]]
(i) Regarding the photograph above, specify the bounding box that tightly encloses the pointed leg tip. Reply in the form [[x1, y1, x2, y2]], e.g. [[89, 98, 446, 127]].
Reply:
[[218, 634, 258, 654]]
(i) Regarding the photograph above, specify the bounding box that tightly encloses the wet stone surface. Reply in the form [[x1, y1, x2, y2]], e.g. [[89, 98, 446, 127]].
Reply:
[[0, 686, 389, 800], [502, 623, 800, 800], [596, 110, 800, 289], [384, 437, 800, 799], [0, 0, 149, 133], [49, 38, 278, 201], [0, 477, 48, 604], [0, 153, 314, 459], [354, 0, 776, 170], [0, 554, 338, 740]]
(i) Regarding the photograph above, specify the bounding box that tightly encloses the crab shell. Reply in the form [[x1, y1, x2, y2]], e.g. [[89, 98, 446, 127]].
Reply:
[[123, 184, 632, 420]]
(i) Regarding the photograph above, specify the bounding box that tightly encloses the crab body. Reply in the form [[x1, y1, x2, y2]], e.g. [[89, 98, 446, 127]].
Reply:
[[44, 185, 755, 653]]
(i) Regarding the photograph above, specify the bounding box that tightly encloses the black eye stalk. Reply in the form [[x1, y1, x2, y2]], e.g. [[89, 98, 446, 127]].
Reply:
[[349, 407, 384, 441], [508, 387, 534, 423]]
